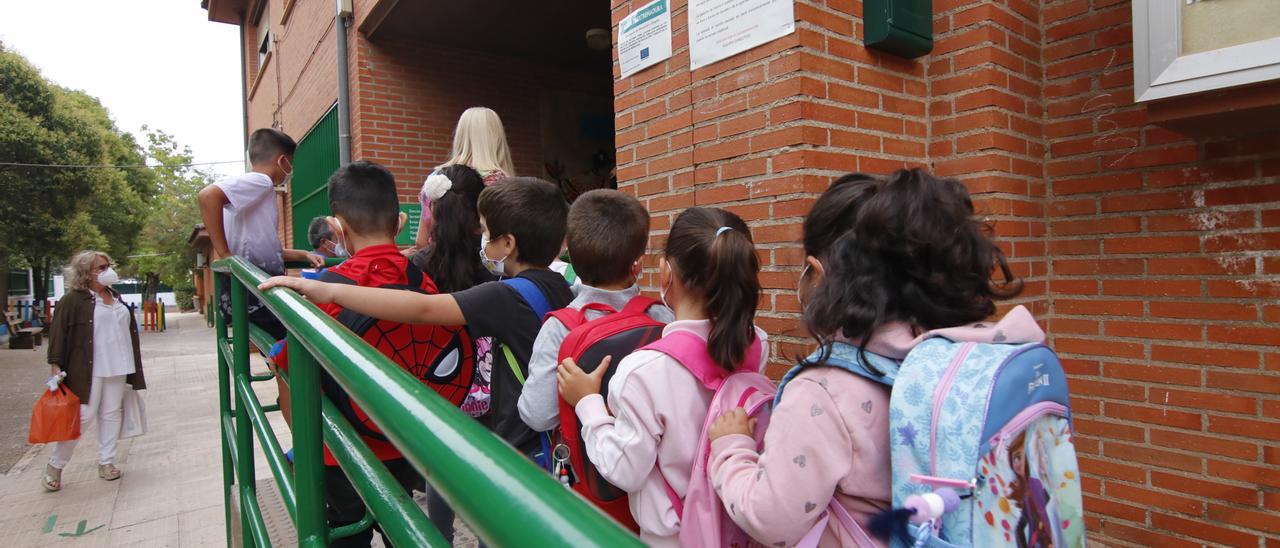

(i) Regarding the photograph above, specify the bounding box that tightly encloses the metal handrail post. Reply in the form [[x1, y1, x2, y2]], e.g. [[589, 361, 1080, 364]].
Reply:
[[229, 277, 255, 547], [215, 273, 234, 547], [289, 335, 327, 547]]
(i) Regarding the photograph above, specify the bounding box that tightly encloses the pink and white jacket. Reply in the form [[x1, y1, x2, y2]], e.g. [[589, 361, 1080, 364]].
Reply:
[[708, 306, 1044, 547], [575, 319, 770, 547]]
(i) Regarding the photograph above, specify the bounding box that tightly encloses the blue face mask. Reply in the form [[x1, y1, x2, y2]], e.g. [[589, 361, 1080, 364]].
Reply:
[[479, 233, 508, 277]]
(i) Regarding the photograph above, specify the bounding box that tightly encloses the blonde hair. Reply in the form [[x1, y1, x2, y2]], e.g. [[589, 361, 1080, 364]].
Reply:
[[441, 107, 516, 177], [64, 250, 112, 291]]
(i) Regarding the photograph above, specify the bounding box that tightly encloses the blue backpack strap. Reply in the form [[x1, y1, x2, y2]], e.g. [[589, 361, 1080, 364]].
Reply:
[[502, 277, 554, 320], [775, 342, 899, 407]]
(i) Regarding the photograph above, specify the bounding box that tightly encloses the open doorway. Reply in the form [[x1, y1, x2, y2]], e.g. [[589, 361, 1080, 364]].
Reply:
[[361, 0, 616, 202]]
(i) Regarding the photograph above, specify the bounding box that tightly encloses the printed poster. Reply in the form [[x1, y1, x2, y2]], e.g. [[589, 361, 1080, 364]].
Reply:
[[689, 0, 795, 70], [619, 0, 673, 78]]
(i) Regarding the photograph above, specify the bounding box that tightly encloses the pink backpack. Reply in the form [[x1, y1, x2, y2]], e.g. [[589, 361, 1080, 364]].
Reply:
[[643, 330, 772, 548], [647, 331, 881, 548]]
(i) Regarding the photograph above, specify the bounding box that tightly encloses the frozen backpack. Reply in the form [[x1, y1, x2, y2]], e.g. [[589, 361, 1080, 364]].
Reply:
[[645, 330, 770, 548], [549, 296, 666, 532], [778, 326, 1085, 547], [316, 262, 476, 441]]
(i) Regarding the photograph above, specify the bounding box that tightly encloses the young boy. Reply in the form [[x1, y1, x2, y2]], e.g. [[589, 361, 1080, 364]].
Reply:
[[517, 189, 673, 432], [198, 128, 324, 339], [275, 161, 458, 546], [259, 177, 574, 458]]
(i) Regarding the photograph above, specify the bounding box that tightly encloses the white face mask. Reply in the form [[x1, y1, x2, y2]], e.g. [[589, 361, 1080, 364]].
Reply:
[[97, 267, 120, 286], [479, 233, 508, 277]]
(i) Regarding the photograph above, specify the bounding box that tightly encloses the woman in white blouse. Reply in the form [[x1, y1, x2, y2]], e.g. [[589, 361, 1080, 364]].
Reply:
[[42, 250, 147, 491]]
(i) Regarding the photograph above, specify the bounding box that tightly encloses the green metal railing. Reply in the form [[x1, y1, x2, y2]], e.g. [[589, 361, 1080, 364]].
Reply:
[[214, 256, 642, 547]]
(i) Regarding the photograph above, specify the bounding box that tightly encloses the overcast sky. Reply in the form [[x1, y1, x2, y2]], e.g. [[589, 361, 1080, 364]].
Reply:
[[0, 0, 245, 178]]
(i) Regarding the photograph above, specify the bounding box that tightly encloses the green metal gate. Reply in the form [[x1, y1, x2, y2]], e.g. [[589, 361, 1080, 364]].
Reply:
[[290, 106, 340, 249]]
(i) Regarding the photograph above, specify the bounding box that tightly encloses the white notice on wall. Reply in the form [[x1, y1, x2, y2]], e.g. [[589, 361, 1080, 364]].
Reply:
[[688, 0, 795, 70], [619, 0, 674, 78]]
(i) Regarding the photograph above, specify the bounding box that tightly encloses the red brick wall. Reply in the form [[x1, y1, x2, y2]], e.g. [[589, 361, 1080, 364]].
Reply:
[[611, 0, 931, 377], [1041, 2, 1280, 546], [612, 0, 1280, 545], [350, 37, 609, 203]]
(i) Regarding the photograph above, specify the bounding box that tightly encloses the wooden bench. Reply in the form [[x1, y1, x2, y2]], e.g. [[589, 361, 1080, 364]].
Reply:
[[4, 311, 42, 350]]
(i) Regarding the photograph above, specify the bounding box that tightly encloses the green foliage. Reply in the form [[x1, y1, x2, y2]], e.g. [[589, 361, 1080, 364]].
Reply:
[[121, 128, 216, 288], [0, 43, 160, 298]]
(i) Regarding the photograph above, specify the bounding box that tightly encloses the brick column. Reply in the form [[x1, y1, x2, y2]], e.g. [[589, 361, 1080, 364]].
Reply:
[[612, 0, 928, 375]]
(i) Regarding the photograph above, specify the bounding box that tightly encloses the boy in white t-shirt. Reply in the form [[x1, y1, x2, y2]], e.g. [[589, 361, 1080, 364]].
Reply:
[[198, 128, 324, 339]]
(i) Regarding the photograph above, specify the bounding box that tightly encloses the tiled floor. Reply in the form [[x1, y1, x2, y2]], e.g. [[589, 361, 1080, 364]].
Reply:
[[0, 312, 480, 548]]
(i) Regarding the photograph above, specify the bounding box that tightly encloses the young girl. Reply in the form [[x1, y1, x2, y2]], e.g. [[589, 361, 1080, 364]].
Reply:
[[411, 163, 495, 544], [406, 106, 515, 255], [707, 168, 1030, 547], [558, 207, 768, 547]]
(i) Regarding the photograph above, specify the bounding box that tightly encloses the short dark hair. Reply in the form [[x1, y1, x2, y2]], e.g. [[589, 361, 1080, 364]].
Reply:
[[248, 128, 297, 165], [327, 161, 400, 237], [477, 177, 567, 267], [567, 189, 649, 286], [307, 216, 334, 249]]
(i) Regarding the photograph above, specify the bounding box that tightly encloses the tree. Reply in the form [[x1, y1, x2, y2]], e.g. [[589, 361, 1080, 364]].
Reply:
[[0, 42, 158, 310], [121, 128, 216, 306]]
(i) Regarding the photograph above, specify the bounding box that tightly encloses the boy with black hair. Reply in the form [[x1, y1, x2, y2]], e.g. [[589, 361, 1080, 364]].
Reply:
[[199, 128, 324, 339], [260, 177, 574, 460], [273, 160, 478, 547], [517, 189, 673, 431]]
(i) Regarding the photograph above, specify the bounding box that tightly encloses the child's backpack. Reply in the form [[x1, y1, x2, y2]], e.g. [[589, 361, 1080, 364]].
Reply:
[[889, 338, 1084, 547], [548, 296, 666, 532], [316, 262, 476, 441], [497, 276, 559, 471], [644, 330, 771, 548], [779, 332, 1084, 548]]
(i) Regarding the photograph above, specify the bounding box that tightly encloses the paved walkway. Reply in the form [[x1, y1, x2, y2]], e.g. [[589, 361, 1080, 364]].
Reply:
[[0, 312, 231, 546], [0, 312, 480, 547]]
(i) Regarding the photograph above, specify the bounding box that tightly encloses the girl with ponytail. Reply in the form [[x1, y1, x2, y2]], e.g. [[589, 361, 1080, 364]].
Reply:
[[558, 207, 768, 546]]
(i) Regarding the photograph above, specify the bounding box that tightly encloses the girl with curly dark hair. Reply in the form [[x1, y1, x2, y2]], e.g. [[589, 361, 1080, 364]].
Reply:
[[706, 169, 1033, 547]]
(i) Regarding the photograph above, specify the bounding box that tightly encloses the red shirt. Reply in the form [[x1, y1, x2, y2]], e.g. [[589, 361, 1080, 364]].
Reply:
[[280, 243, 438, 465]]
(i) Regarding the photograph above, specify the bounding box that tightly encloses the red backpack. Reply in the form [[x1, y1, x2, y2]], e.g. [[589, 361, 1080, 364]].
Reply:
[[548, 296, 666, 532]]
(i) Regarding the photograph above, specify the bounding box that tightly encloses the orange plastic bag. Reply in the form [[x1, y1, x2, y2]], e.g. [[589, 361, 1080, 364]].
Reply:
[[28, 386, 81, 444]]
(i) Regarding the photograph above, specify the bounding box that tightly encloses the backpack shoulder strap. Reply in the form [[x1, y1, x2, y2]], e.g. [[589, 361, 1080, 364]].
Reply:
[[619, 295, 661, 316], [319, 269, 357, 286], [643, 331, 764, 391], [502, 277, 554, 320], [403, 259, 425, 290]]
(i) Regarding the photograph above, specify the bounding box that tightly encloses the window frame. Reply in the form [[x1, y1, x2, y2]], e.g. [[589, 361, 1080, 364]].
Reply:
[[1133, 0, 1280, 102]]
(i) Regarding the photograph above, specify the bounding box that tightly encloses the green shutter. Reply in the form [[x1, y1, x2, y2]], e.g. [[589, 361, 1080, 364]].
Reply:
[[291, 106, 341, 249]]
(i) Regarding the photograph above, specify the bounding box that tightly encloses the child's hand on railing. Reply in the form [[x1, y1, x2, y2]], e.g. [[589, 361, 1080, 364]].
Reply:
[[259, 276, 337, 304]]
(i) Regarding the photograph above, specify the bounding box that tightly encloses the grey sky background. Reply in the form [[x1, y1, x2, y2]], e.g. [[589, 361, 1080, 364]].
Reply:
[[0, 0, 245, 178]]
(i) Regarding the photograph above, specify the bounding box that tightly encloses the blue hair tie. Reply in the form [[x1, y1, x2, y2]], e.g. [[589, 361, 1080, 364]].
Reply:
[[715, 226, 732, 237]]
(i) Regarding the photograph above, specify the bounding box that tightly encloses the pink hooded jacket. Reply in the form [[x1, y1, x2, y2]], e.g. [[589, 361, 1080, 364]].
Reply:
[[708, 306, 1044, 547], [575, 319, 769, 547]]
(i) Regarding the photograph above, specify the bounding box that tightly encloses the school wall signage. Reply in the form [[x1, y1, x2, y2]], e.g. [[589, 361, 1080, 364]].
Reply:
[[619, 0, 674, 78], [688, 0, 795, 70]]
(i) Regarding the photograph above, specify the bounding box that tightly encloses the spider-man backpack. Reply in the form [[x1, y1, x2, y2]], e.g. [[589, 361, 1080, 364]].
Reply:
[[318, 262, 475, 441], [549, 296, 667, 533]]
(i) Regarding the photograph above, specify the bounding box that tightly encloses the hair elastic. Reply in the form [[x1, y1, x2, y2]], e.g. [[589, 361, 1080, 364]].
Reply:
[[715, 226, 732, 237]]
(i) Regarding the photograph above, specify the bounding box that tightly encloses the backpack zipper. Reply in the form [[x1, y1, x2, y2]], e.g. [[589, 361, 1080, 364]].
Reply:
[[987, 401, 1068, 452], [929, 342, 976, 475]]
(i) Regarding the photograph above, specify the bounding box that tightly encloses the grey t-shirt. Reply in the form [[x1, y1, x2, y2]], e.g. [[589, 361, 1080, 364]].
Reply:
[[517, 284, 675, 432], [214, 172, 284, 275]]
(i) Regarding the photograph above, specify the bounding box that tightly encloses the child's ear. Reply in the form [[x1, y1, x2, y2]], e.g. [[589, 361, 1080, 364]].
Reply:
[[805, 255, 825, 281], [396, 211, 408, 234], [630, 260, 643, 280]]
